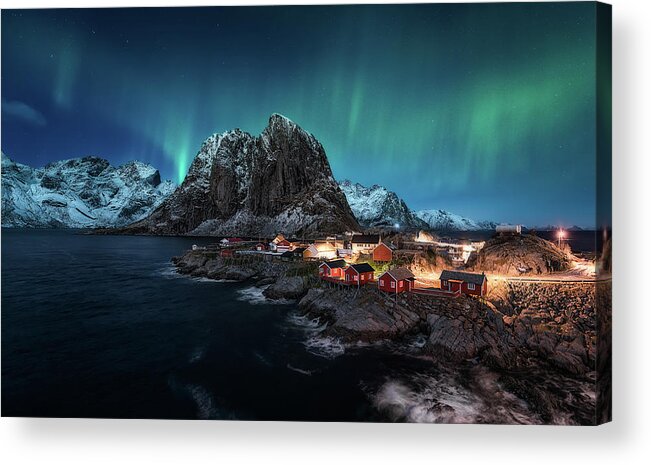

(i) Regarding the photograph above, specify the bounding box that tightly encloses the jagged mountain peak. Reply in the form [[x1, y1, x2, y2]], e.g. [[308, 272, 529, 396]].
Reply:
[[121, 115, 359, 236], [338, 180, 426, 229]]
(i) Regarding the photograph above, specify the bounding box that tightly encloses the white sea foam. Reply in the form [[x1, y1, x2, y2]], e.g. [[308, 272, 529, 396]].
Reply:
[[236, 285, 293, 305], [304, 335, 346, 359], [286, 313, 327, 332], [286, 363, 313, 376], [184, 383, 220, 419], [188, 346, 205, 363], [373, 369, 541, 424], [156, 264, 236, 283]]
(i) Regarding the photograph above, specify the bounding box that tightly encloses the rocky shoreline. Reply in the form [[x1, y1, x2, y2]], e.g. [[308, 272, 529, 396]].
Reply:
[[173, 249, 598, 375], [172, 248, 602, 423]]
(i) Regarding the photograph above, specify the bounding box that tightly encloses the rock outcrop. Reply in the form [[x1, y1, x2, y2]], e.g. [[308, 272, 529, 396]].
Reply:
[[467, 234, 574, 276], [122, 114, 360, 236]]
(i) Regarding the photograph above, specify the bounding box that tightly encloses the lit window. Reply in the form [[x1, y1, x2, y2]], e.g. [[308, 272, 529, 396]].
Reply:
[[391, 281, 395, 288], [468, 283, 475, 290], [399, 281, 403, 288], [379, 279, 384, 286]]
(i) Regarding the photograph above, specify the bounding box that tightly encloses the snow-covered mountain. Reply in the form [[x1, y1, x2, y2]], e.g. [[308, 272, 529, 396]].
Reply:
[[414, 209, 496, 231], [1, 152, 175, 228], [337, 179, 496, 231], [121, 114, 359, 236], [338, 180, 427, 229]]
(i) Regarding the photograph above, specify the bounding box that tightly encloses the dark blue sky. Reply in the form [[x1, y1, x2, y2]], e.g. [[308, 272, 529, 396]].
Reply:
[[2, 3, 599, 227]]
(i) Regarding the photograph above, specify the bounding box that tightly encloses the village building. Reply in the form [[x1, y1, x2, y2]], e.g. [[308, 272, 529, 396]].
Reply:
[[255, 242, 268, 251], [272, 233, 286, 244], [273, 239, 291, 253], [220, 248, 235, 258], [337, 248, 353, 259], [344, 263, 375, 286], [377, 268, 416, 294], [372, 242, 394, 262], [439, 270, 487, 296], [350, 234, 381, 254], [318, 259, 347, 278], [303, 242, 337, 260], [496, 224, 522, 235], [289, 247, 306, 259]]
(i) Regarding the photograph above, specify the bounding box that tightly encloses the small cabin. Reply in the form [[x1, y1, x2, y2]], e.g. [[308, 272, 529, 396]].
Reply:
[[350, 234, 381, 254], [272, 233, 286, 244], [255, 242, 268, 251], [372, 243, 393, 262], [337, 248, 353, 259], [378, 268, 415, 294], [439, 270, 487, 296], [344, 263, 375, 285], [275, 239, 291, 253], [303, 242, 337, 260], [290, 247, 306, 259], [319, 259, 347, 278], [220, 248, 235, 258], [496, 224, 522, 235]]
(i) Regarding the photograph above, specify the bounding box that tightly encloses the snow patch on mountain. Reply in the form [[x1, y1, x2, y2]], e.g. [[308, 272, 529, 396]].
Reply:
[[1, 152, 175, 228]]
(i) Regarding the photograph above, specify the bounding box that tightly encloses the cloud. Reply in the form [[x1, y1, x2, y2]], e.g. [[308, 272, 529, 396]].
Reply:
[[2, 99, 47, 126]]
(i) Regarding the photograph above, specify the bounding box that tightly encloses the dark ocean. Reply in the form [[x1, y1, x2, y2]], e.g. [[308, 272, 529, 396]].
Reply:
[[1, 229, 592, 423]]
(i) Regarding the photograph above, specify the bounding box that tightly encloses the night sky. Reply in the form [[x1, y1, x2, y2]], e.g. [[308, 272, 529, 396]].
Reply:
[[2, 3, 598, 227]]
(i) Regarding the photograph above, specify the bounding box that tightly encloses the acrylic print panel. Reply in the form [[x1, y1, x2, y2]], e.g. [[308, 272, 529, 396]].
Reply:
[[1, 2, 611, 424]]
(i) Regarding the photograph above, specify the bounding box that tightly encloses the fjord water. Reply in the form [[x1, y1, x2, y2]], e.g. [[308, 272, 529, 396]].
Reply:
[[1, 230, 589, 423]]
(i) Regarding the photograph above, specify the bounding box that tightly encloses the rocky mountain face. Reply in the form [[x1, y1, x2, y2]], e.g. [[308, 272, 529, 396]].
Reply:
[[414, 209, 496, 231], [122, 114, 360, 236], [1, 153, 175, 228], [338, 180, 427, 229]]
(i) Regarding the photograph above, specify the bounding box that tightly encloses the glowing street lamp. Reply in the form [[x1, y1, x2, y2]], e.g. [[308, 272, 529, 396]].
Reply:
[[557, 229, 565, 248]]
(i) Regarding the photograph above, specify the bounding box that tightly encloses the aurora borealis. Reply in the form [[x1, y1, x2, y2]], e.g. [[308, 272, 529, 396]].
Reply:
[[2, 3, 600, 227]]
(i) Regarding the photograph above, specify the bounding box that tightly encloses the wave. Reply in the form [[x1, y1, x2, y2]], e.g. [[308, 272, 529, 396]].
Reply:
[[236, 285, 294, 305], [373, 367, 542, 424], [286, 363, 313, 376], [303, 335, 346, 359], [188, 346, 205, 363], [184, 383, 220, 420], [156, 264, 236, 283]]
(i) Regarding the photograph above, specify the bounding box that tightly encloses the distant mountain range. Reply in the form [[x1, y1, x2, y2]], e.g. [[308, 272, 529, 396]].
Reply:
[[338, 180, 496, 231], [1, 153, 175, 228], [3, 114, 499, 234]]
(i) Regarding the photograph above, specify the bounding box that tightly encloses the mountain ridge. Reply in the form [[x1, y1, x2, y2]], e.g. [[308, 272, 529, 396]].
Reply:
[[1, 152, 175, 228]]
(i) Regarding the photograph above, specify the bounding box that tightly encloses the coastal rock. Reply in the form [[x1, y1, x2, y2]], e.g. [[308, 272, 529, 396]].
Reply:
[[467, 234, 574, 276], [263, 276, 309, 300], [119, 114, 360, 236], [299, 288, 421, 342]]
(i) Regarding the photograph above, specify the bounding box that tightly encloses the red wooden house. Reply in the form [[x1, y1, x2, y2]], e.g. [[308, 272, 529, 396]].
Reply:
[[255, 242, 268, 251], [377, 268, 415, 294], [372, 243, 393, 262], [439, 270, 487, 297], [344, 263, 375, 286], [220, 248, 235, 258], [319, 259, 347, 278]]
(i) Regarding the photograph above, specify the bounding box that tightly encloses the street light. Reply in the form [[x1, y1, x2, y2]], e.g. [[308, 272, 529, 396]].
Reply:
[[557, 229, 565, 248]]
